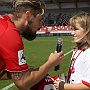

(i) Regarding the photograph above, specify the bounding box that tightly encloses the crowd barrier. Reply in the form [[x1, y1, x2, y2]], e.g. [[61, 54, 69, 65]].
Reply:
[[37, 25, 73, 34], [36, 25, 73, 37]]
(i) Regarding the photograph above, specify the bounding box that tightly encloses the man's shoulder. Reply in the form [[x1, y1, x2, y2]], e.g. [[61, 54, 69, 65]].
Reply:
[[0, 15, 8, 30], [0, 15, 9, 37]]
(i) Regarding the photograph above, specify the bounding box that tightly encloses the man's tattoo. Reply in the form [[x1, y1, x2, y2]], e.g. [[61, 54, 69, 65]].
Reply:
[[11, 67, 39, 80], [11, 72, 24, 80]]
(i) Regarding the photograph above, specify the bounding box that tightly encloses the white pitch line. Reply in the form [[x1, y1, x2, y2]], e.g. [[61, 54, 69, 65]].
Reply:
[[1, 49, 73, 90], [64, 49, 73, 56], [1, 83, 15, 90]]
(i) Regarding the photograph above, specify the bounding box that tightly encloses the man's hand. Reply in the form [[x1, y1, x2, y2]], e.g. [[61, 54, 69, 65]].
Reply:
[[47, 51, 64, 67]]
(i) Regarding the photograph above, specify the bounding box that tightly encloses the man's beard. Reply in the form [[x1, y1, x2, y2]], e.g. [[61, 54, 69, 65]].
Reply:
[[21, 25, 37, 41]]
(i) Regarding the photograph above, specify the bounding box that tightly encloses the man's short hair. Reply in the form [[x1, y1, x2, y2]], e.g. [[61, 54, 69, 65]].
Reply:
[[13, 0, 46, 16]]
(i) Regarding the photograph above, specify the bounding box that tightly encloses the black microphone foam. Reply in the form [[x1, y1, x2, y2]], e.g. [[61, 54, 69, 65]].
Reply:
[[55, 38, 63, 71]]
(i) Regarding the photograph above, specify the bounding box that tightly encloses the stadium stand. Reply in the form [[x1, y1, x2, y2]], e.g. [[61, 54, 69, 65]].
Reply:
[[0, 0, 90, 35]]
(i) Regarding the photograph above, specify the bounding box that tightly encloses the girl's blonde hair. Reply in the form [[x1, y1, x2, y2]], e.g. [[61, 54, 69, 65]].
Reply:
[[70, 12, 90, 48]]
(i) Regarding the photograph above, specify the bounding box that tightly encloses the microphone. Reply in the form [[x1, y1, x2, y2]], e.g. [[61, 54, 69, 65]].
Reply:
[[55, 38, 63, 71]]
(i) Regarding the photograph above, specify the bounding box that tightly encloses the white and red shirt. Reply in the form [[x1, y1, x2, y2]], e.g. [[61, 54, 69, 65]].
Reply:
[[0, 15, 29, 72], [68, 48, 90, 86]]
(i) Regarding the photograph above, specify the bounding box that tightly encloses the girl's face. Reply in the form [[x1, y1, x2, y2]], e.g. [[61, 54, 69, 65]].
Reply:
[[71, 22, 85, 43]]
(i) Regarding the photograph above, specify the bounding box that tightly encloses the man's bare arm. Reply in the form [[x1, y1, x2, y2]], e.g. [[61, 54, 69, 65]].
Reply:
[[10, 51, 64, 90], [10, 62, 51, 90]]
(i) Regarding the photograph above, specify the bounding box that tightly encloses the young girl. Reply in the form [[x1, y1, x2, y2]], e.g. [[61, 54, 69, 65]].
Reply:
[[54, 12, 90, 90]]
